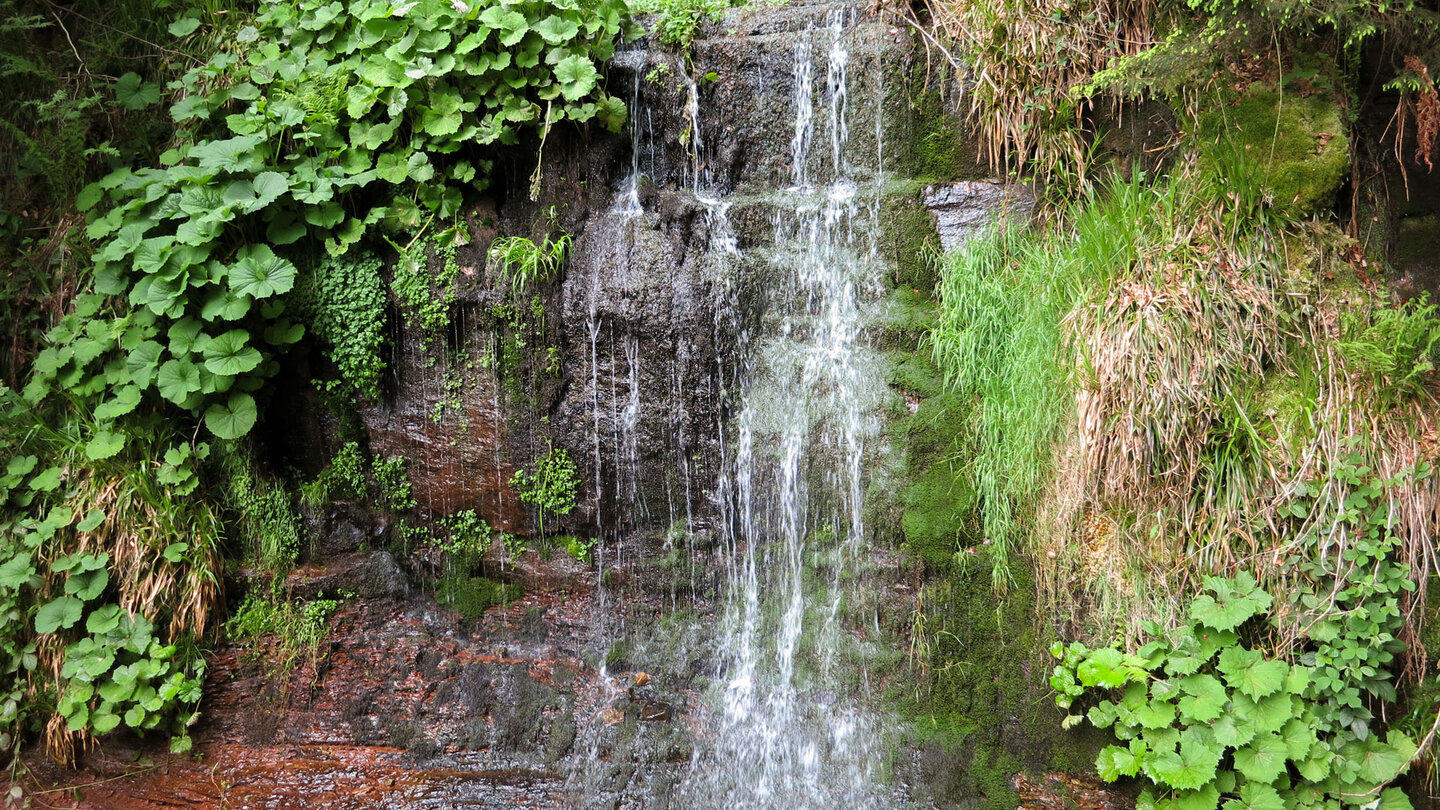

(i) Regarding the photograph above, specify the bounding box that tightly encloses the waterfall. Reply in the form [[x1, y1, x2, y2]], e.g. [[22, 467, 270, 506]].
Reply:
[[680, 10, 895, 808]]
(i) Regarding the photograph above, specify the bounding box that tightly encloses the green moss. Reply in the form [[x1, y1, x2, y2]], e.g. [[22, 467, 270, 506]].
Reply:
[[894, 551, 1104, 809], [880, 195, 943, 294], [1196, 56, 1350, 219], [435, 571, 520, 619]]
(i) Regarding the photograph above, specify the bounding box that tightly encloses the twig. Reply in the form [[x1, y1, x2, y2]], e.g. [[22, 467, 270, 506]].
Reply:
[[47, 9, 91, 80]]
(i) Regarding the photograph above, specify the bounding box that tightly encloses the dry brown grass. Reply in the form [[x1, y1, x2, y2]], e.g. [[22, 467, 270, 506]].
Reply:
[[922, 0, 1156, 179], [32, 465, 222, 763]]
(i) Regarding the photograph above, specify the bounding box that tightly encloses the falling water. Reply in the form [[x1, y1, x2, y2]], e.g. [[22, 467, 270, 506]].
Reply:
[[681, 10, 894, 808]]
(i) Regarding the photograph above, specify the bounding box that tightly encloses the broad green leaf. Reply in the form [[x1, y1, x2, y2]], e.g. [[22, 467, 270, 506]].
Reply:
[[1232, 733, 1288, 783], [64, 567, 109, 600], [126, 340, 164, 388], [201, 330, 263, 376], [76, 508, 106, 532], [1219, 647, 1286, 700], [115, 72, 161, 110], [534, 15, 579, 43], [94, 385, 142, 421], [204, 392, 258, 439], [87, 604, 124, 634], [554, 54, 597, 101], [1176, 674, 1227, 723], [229, 244, 296, 298], [1351, 732, 1418, 784], [189, 134, 265, 173], [86, 429, 125, 460], [157, 359, 202, 404], [168, 16, 200, 36], [28, 466, 62, 491], [168, 319, 206, 355], [1211, 711, 1257, 749], [0, 555, 36, 589], [35, 596, 84, 634], [1096, 745, 1141, 780], [1077, 647, 1131, 689], [200, 287, 253, 321], [1222, 782, 1285, 810], [1170, 785, 1221, 810]]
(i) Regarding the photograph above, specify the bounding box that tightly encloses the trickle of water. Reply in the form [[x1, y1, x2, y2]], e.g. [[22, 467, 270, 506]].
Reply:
[[681, 10, 894, 808]]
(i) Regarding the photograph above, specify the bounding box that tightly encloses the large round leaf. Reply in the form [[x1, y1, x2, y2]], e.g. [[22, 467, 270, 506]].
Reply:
[[201, 330, 263, 376], [204, 392, 257, 440], [157, 358, 203, 404], [35, 596, 84, 634], [229, 244, 296, 299], [554, 55, 597, 102]]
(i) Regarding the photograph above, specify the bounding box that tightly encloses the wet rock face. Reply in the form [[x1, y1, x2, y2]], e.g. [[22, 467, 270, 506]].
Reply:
[[924, 181, 1036, 253]]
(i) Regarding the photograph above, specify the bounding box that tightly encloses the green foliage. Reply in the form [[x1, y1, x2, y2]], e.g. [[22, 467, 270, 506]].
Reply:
[[390, 234, 465, 340], [25, 0, 633, 447], [438, 509, 491, 559], [555, 533, 596, 564], [509, 444, 577, 539], [371, 454, 416, 513], [303, 440, 368, 505], [302, 252, 388, 398], [0, 393, 217, 758], [632, 0, 739, 53], [226, 592, 340, 678], [435, 570, 518, 619], [1337, 294, 1440, 403], [487, 228, 570, 295], [932, 178, 1150, 584], [221, 449, 301, 575], [1052, 454, 1425, 810]]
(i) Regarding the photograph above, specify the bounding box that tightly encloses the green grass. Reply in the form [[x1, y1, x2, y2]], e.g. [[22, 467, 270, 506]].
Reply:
[[931, 176, 1150, 585]]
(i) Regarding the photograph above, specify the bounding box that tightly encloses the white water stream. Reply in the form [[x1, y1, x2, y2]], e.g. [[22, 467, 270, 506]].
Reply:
[[679, 10, 894, 808]]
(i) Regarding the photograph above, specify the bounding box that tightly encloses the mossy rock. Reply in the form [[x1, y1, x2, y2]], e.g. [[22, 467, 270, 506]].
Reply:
[[436, 570, 521, 619], [1196, 56, 1349, 219], [879, 192, 943, 293], [893, 551, 1107, 809]]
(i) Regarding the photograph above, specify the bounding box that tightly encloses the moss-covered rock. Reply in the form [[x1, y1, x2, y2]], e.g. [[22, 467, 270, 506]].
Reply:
[[895, 551, 1108, 810], [1196, 55, 1350, 219]]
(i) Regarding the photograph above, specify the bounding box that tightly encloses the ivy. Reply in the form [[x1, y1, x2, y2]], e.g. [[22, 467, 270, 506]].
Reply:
[[300, 252, 388, 398], [1052, 454, 1427, 810]]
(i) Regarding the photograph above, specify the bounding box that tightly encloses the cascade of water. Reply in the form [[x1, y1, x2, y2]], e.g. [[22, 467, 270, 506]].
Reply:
[[680, 10, 893, 808]]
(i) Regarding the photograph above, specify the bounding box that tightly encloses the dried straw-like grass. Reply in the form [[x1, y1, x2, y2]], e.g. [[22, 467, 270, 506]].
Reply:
[[924, 0, 1156, 178]]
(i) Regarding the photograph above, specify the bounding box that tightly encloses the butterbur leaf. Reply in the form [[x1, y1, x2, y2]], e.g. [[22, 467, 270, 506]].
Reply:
[[1222, 783, 1285, 810], [534, 15, 579, 43], [94, 385, 142, 421], [189, 134, 264, 172], [202, 330, 262, 376], [1096, 745, 1141, 781], [168, 17, 200, 36], [554, 54, 597, 101], [1218, 647, 1285, 700], [1170, 785, 1221, 810], [1211, 712, 1256, 749], [86, 429, 125, 460], [204, 392, 258, 439], [76, 508, 105, 532], [1077, 647, 1132, 689], [35, 596, 84, 633], [157, 359, 202, 404], [1176, 673, 1227, 723], [229, 244, 296, 298]]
